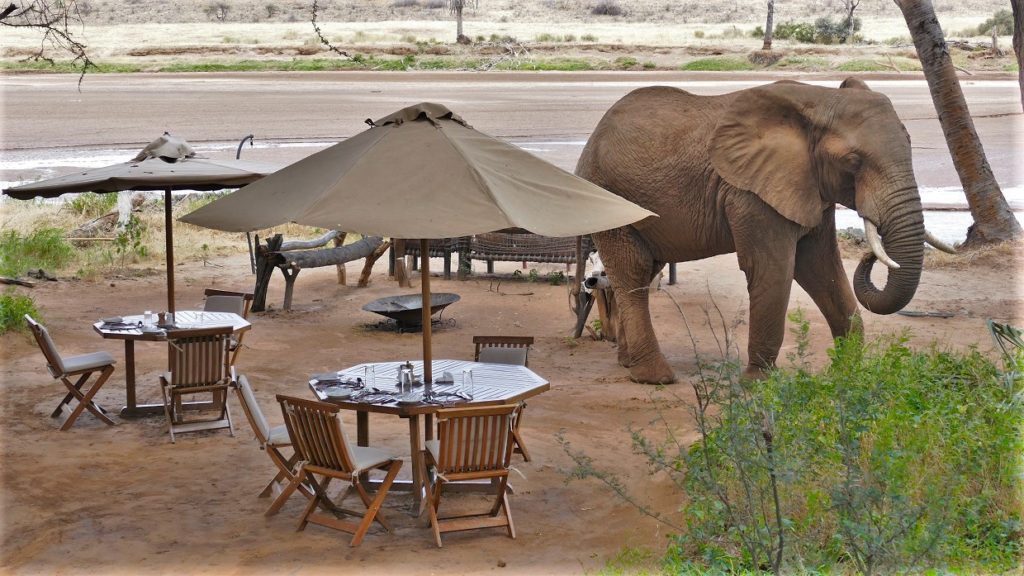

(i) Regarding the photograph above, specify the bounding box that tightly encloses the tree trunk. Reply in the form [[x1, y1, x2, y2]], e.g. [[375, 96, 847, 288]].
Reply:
[[278, 229, 341, 251], [1013, 0, 1023, 112], [845, 0, 859, 44], [894, 0, 1023, 247], [280, 236, 383, 269], [762, 0, 774, 50], [456, 5, 464, 40]]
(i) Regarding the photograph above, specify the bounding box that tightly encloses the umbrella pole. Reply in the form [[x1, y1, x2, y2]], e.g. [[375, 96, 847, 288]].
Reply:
[[420, 239, 432, 388], [165, 187, 176, 314]]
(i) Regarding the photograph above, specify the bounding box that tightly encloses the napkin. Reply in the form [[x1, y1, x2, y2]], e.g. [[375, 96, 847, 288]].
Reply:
[[101, 316, 124, 324], [434, 371, 455, 384]]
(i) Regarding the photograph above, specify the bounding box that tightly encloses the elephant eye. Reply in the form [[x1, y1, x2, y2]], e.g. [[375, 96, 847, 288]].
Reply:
[[842, 153, 862, 170]]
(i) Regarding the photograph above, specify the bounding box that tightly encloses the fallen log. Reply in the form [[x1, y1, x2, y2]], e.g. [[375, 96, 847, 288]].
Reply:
[[0, 277, 35, 287], [279, 230, 342, 252], [253, 234, 384, 312]]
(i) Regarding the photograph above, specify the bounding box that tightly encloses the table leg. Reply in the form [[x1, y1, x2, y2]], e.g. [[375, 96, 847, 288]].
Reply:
[[424, 413, 434, 441], [119, 341, 140, 418], [357, 411, 370, 485], [408, 414, 424, 514]]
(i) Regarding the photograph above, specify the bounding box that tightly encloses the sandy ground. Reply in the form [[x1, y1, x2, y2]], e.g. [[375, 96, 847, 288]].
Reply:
[[1, 234, 1021, 574]]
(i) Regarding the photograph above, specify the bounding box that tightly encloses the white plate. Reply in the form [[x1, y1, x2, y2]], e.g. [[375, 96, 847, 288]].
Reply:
[[324, 388, 353, 399], [396, 394, 423, 405], [139, 326, 164, 334]]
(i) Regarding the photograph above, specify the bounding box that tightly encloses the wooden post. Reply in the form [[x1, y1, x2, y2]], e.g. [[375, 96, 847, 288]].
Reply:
[[164, 187, 176, 314], [252, 234, 283, 313], [668, 263, 677, 285], [359, 240, 391, 287], [394, 239, 410, 288], [420, 239, 433, 388], [281, 266, 300, 311], [334, 232, 347, 285]]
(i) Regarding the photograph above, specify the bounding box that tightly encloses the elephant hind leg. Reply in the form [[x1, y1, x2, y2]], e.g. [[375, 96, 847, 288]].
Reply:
[[593, 228, 675, 384]]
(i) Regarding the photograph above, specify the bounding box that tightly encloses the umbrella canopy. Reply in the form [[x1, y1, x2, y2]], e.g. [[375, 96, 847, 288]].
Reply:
[[3, 134, 280, 312], [181, 103, 656, 384], [180, 103, 654, 238]]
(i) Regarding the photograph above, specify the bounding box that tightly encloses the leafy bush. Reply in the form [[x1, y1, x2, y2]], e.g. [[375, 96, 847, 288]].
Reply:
[[972, 9, 1014, 36], [667, 327, 1023, 574], [814, 15, 861, 44], [0, 291, 38, 334], [774, 20, 815, 43], [66, 192, 116, 217], [567, 314, 1023, 574], [0, 228, 74, 278], [590, 1, 622, 16], [580, 33, 598, 42]]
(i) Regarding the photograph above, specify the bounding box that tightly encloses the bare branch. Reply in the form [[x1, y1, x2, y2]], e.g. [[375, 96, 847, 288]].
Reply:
[[1, 0, 93, 89]]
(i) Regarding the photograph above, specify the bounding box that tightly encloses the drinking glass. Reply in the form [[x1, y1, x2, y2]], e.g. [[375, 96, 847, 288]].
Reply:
[[143, 310, 154, 326], [363, 364, 376, 388], [461, 368, 474, 399]]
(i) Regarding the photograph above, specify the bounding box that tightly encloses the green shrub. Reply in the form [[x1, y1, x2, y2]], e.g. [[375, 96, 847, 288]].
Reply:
[[580, 33, 598, 42], [66, 192, 117, 217], [751, 25, 764, 38], [0, 228, 74, 278], [614, 56, 638, 69], [0, 291, 38, 334], [973, 9, 1014, 36], [774, 20, 815, 43], [665, 328, 1023, 573], [693, 30, 704, 39], [566, 314, 1023, 574], [680, 57, 755, 71]]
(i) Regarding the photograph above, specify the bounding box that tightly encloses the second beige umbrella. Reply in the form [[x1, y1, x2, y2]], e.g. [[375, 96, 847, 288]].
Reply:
[[181, 102, 656, 382]]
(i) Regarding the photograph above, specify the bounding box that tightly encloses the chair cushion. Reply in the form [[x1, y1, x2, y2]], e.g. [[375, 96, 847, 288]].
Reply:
[[478, 346, 528, 366], [426, 439, 440, 464], [62, 351, 115, 374], [267, 424, 290, 446], [349, 445, 397, 472], [237, 376, 271, 441]]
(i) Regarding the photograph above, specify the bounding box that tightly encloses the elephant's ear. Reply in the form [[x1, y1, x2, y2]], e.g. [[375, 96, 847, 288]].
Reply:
[[710, 85, 829, 228]]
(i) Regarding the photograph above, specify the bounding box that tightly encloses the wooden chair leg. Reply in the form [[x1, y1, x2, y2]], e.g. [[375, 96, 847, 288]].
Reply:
[[52, 372, 89, 418], [266, 466, 307, 516], [350, 460, 401, 547], [428, 481, 444, 547], [58, 367, 115, 430], [296, 472, 325, 531]]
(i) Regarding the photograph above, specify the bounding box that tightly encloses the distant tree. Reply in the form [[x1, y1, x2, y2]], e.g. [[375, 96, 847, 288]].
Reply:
[[448, 0, 477, 44], [0, 1, 93, 87], [894, 0, 1023, 247], [310, 0, 351, 58], [1013, 0, 1023, 112], [842, 0, 860, 43], [762, 0, 774, 50]]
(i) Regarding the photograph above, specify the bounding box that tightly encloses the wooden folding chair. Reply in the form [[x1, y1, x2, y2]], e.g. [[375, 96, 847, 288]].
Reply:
[[269, 395, 402, 547], [159, 326, 235, 443], [25, 315, 116, 431], [423, 404, 518, 547], [203, 288, 253, 366], [232, 375, 313, 510], [473, 335, 534, 461]]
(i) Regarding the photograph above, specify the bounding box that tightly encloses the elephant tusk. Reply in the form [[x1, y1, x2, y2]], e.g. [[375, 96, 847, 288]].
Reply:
[[924, 229, 957, 254], [864, 219, 900, 270]]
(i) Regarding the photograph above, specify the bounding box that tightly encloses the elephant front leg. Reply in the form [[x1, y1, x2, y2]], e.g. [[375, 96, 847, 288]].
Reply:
[[794, 214, 861, 339], [728, 197, 802, 380], [594, 228, 676, 384]]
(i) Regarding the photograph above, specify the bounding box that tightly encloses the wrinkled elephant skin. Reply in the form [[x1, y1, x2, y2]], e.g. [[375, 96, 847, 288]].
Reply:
[[576, 79, 926, 383]]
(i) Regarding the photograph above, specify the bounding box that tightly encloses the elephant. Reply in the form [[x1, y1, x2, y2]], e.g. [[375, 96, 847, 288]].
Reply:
[[575, 78, 954, 383]]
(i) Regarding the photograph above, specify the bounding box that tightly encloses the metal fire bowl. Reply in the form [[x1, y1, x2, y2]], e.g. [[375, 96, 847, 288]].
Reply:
[[362, 293, 461, 325]]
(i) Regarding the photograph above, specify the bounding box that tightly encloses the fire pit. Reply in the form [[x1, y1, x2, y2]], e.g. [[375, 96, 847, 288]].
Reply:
[[362, 292, 460, 328]]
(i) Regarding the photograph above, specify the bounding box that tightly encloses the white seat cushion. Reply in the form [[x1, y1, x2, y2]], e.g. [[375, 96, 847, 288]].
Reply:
[[348, 445, 396, 473], [426, 439, 440, 463], [266, 424, 290, 446], [62, 351, 115, 374]]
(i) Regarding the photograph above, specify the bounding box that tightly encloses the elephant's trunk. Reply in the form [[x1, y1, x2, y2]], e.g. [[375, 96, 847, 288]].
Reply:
[[852, 186, 925, 314]]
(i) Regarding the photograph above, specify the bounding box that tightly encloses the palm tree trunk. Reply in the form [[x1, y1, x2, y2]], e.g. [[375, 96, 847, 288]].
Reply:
[[894, 0, 1023, 247], [1013, 0, 1023, 112], [762, 0, 774, 51]]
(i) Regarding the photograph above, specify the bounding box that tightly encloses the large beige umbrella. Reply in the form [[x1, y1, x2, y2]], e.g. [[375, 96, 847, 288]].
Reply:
[[181, 103, 655, 383], [3, 134, 280, 313]]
